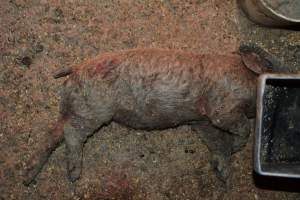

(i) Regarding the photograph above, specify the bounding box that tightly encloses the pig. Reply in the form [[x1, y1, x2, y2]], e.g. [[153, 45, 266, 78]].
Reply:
[[23, 44, 282, 185]]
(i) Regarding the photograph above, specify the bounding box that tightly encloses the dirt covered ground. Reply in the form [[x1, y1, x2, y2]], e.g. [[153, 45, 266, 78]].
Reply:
[[1, 0, 300, 199]]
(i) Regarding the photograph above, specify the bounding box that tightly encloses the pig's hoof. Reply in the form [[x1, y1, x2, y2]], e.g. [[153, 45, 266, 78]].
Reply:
[[67, 163, 81, 182], [23, 169, 38, 186], [210, 154, 230, 183], [68, 168, 81, 182], [22, 164, 42, 186]]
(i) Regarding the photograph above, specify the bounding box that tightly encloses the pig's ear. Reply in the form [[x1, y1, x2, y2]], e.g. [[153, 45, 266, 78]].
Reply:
[[239, 43, 282, 74], [240, 51, 271, 74]]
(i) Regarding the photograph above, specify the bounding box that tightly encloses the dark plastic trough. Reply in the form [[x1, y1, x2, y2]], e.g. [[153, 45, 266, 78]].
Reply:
[[255, 74, 300, 178]]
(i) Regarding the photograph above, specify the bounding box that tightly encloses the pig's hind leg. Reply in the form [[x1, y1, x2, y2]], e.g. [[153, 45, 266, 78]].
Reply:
[[64, 111, 114, 182], [63, 117, 95, 182], [192, 121, 233, 182], [62, 83, 116, 181], [23, 117, 66, 185]]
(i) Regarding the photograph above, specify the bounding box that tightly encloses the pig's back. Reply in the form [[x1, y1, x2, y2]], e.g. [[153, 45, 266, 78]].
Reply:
[[115, 49, 256, 105]]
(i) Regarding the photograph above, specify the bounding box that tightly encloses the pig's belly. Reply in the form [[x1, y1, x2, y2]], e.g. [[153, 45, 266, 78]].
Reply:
[[113, 104, 202, 130], [112, 78, 205, 129]]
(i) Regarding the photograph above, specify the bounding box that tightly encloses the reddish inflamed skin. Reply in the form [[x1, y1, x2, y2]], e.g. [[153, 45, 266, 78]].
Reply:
[[23, 46, 276, 185]]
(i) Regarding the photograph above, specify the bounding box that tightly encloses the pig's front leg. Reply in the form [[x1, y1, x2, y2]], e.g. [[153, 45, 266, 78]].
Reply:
[[192, 121, 233, 182], [211, 110, 251, 153], [63, 120, 91, 182]]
